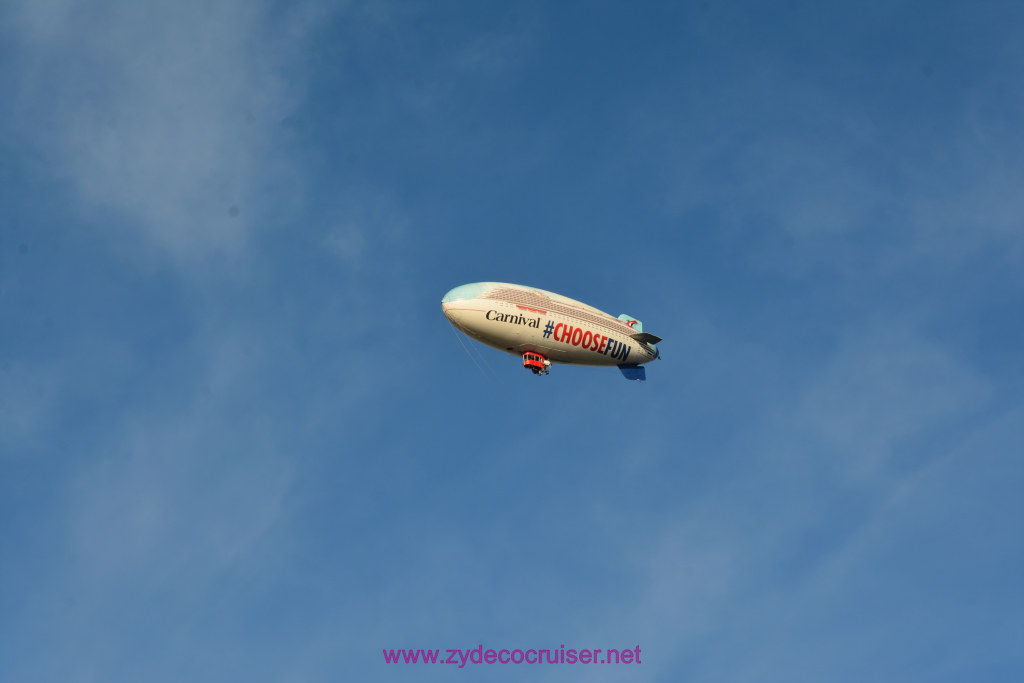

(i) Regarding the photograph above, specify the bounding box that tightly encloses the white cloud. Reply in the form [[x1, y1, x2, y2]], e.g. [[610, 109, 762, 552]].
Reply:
[[5, 0, 324, 266], [785, 323, 992, 479], [67, 331, 293, 583], [324, 224, 367, 265], [0, 362, 58, 456], [644, 56, 1024, 271], [700, 407, 1024, 683], [2, 316, 299, 682]]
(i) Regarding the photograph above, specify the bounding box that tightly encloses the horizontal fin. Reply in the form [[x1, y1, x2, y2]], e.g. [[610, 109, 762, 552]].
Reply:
[[630, 332, 662, 345]]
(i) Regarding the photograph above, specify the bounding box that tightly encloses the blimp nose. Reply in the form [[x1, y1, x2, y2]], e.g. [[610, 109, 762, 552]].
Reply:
[[442, 282, 488, 305], [440, 290, 461, 321], [441, 298, 468, 329]]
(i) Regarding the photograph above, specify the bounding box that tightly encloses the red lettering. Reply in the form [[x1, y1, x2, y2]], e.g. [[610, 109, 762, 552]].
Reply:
[[598, 335, 608, 353], [562, 325, 574, 343], [571, 328, 583, 346], [582, 331, 592, 349], [554, 323, 563, 341]]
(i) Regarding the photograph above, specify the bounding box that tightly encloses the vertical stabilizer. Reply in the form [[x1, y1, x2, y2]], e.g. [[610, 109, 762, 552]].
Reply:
[[617, 314, 643, 332]]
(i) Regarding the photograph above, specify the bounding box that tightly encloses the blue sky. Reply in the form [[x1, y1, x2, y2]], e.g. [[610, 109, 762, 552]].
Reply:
[[2, 1, 1022, 681]]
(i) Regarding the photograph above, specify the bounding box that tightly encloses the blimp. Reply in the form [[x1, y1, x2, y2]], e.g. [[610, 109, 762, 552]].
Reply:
[[442, 282, 661, 381]]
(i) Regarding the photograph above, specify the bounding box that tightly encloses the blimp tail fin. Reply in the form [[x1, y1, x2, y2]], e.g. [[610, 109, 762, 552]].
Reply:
[[617, 313, 643, 332], [618, 314, 661, 345], [618, 364, 646, 381]]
